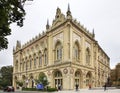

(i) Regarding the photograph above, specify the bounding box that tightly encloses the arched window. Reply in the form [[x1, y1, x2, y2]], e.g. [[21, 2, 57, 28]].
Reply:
[[86, 72, 92, 86], [30, 58, 32, 69], [26, 61, 28, 71], [15, 61, 18, 72], [22, 60, 24, 71], [20, 63, 22, 71], [55, 71, 62, 77], [34, 55, 36, 67], [55, 41, 62, 61], [74, 41, 80, 61], [86, 47, 90, 64], [74, 44, 79, 60], [75, 71, 80, 77], [44, 49, 48, 65], [39, 52, 42, 66]]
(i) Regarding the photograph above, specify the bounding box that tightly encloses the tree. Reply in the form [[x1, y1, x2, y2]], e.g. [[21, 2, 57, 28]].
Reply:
[[16, 80, 23, 87], [35, 72, 49, 89], [0, 0, 28, 51], [0, 65, 13, 87]]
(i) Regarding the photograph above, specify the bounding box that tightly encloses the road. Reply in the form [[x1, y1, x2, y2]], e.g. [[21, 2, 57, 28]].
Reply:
[[0, 88, 120, 93]]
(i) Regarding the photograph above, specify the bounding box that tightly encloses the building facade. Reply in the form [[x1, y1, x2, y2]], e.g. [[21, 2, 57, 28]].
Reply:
[[110, 63, 120, 86], [13, 6, 110, 89]]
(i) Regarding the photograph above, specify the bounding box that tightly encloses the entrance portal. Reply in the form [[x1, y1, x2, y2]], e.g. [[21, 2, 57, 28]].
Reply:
[[54, 70, 62, 89]]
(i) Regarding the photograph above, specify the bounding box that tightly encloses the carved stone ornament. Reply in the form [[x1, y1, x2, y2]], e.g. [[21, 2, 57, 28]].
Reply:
[[63, 68, 68, 74], [70, 68, 74, 74], [47, 70, 51, 76]]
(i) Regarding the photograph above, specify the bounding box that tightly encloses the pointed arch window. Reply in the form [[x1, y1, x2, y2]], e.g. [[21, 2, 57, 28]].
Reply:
[[74, 41, 80, 61], [15, 61, 18, 72], [44, 49, 48, 65], [39, 52, 42, 66], [22, 61, 24, 71], [86, 72, 92, 86], [55, 71, 62, 77], [86, 47, 90, 64], [24, 61, 26, 71], [34, 56, 36, 67], [30, 59, 32, 69], [55, 41, 62, 61]]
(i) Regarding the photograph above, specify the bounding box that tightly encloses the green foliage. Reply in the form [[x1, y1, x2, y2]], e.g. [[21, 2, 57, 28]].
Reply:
[[22, 87, 57, 92], [0, 0, 26, 50], [16, 81, 23, 87], [47, 87, 58, 92], [22, 88, 37, 91], [35, 72, 49, 88], [0, 65, 13, 87]]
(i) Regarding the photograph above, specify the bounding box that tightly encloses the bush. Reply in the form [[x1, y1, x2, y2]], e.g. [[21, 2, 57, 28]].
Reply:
[[22, 88, 37, 91], [16, 81, 23, 87], [47, 87, 58, 92], [22, 87, 57, 92]]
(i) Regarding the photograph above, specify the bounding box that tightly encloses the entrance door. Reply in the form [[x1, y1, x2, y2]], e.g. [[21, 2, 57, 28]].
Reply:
[[55, 79, 62, 88], [75, 79, 79, 85], [54, 71, 62, 89], [75, 71, 81, 87]]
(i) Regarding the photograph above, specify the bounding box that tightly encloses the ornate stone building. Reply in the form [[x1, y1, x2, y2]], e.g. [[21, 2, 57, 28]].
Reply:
[[13, 6, 110, 89], [110, 63, 120, 86]]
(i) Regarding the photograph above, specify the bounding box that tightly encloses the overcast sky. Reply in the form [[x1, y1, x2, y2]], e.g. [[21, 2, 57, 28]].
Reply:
[[0, 0, 120, 69]]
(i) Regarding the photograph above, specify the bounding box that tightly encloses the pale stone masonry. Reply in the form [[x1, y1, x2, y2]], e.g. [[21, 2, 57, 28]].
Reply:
[[13, 6, 110, 89]]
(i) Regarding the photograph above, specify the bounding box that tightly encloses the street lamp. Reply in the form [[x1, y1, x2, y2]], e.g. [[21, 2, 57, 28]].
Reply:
[[0, 73, 2, 78], [43, 77, 47, 90], [25, 78, 28, 88], [43, 77, 47, 81], [32, 79, 34, 88]]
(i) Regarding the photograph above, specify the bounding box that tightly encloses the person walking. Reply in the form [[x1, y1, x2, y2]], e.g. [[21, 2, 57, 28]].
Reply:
[[58, 83, 61, 91], [55, 84, 58, 91], [89, 84, 91, 90], [75, 84, 79, 91], [104, 83, 107, 91]]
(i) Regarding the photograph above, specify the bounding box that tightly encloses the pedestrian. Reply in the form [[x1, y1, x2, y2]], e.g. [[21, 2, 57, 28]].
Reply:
[[104, 83, 107, 91], [89, 84, 91, 89], [75, 84, 79, 91], [55, 84, 58, 91], [58, 83, 61, 91]]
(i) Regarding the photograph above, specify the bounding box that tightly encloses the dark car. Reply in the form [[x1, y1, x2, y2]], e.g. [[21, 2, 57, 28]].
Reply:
[[4, 86, 15, 92]]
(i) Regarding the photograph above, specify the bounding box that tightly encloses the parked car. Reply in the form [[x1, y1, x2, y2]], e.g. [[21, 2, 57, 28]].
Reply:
[[3, 86, 15, 92]]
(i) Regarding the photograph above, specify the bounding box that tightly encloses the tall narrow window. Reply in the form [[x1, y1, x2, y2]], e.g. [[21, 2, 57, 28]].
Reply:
[[39, 52, 42, 66], [26, 62, 28, 71], [86, 48, 90, 64], [24, 62, 26, 71], [74, 42, 80, 61], [15, 61, 18, 72], [20, 63, 22, 71], [44, 49, 47, 65], [55, 41, 62, 61], [22, 62, 24, 71], [30, 59, 32, 69], [34, 57, 36, 67]]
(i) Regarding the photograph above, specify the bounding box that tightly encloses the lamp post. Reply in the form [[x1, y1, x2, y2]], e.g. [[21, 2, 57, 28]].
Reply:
[[32, 79, 34, 88], [43, 77, 47, 90], [26, 79, 28, 88], [0, 73, 2, 78]]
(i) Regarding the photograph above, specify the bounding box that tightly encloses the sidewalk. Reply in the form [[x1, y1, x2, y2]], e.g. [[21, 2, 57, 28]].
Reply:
[[54, 89, 120, 93], [16, 88, 120, 93]]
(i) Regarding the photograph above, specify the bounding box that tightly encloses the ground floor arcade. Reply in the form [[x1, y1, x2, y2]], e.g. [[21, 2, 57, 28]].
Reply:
[[13, 63, 98, 90]]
